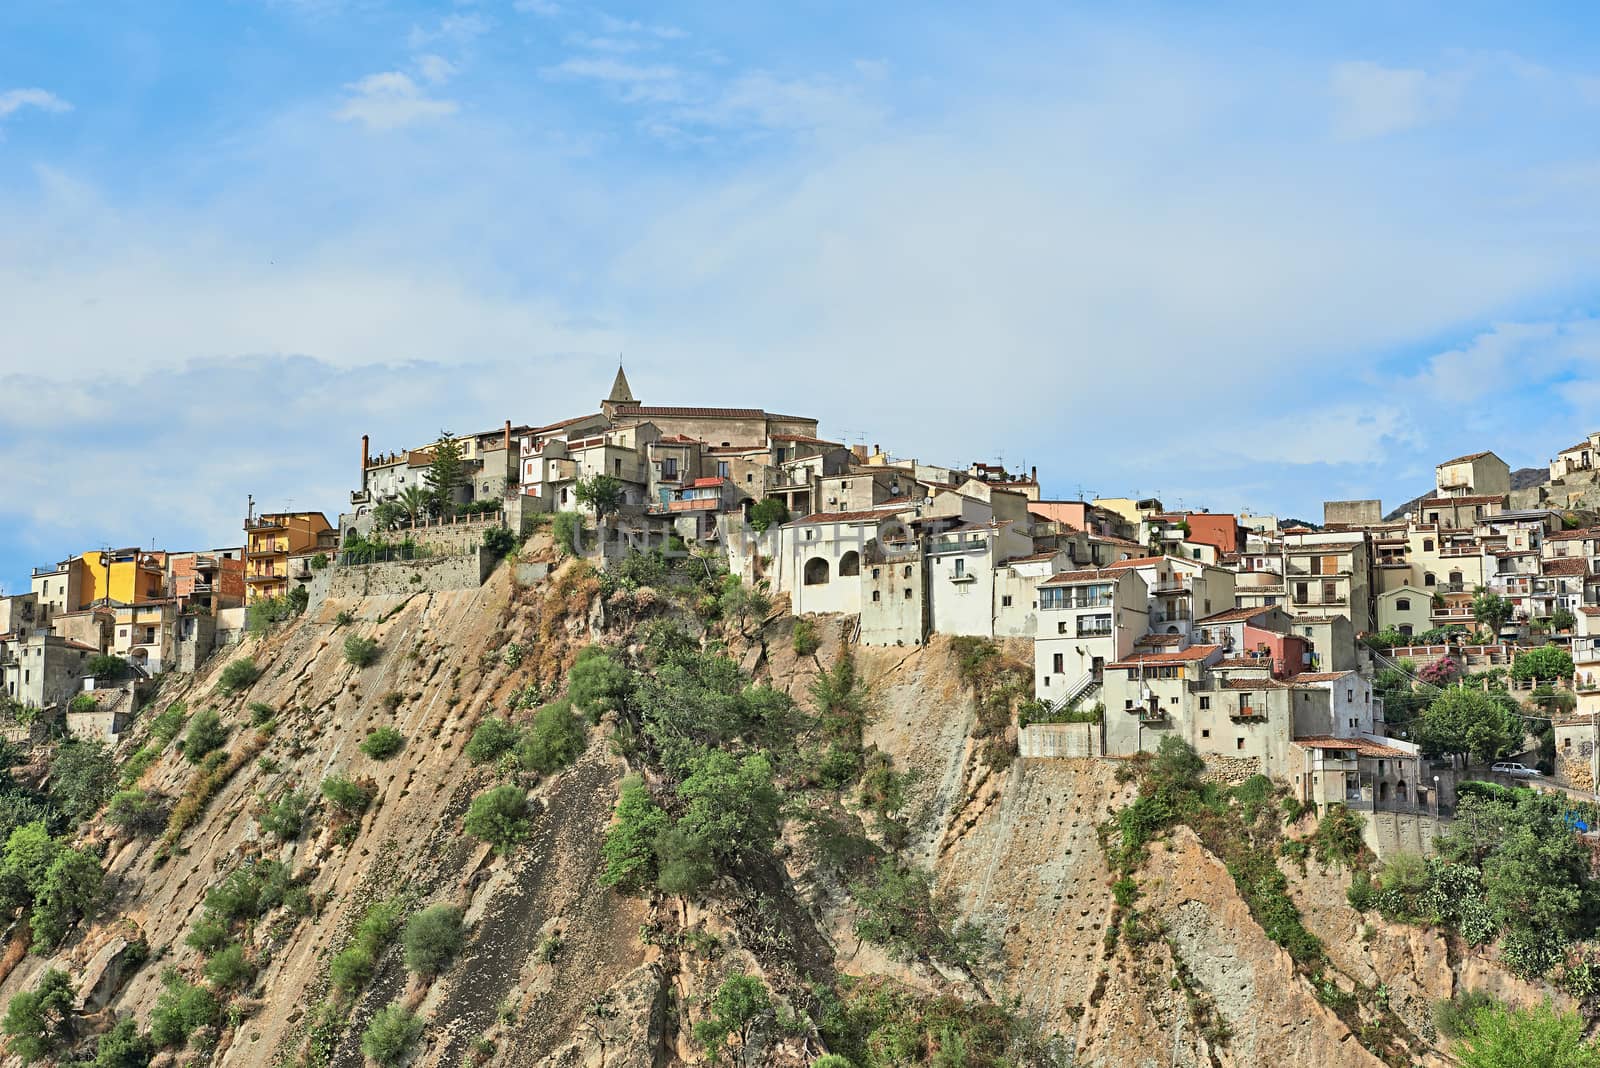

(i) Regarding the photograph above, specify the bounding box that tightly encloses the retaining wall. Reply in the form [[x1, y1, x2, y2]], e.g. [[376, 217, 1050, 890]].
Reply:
[[1018, 723, 1101, 759], [326, 549, 495, 599]]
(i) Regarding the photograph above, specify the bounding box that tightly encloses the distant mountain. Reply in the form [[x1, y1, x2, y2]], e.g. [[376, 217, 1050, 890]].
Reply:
[[1383, 467, 1549, 522]]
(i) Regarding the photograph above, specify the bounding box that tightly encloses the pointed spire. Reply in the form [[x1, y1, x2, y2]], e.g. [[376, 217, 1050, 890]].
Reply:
[[607, 363, 636, 405]]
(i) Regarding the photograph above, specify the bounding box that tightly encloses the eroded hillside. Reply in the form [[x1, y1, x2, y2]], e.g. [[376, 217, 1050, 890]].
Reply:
[[0, 548, 1563, 1067]]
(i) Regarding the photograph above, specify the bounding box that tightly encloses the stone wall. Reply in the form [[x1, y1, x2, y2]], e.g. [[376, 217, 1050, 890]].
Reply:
[[325, 549, 494, 599], [1362, 809, 1447, 858], [1557, 748, 1596, 791], [1323, 499, 1383, 527], [1018, 722, 1101, 758], [1201, 755, 1261, 785]]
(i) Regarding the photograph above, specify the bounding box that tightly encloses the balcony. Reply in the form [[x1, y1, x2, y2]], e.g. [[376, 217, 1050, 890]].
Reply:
[[1230, 706, 1266, 721], [1138, 707, 1169, 724], [927, 537, 990, 555], [1151, 578, 1192, 594], [949, 572, 977, 584]]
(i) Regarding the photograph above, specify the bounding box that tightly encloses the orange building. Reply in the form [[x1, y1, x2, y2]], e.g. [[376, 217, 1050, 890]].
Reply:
[[244, 512, 335, 603]]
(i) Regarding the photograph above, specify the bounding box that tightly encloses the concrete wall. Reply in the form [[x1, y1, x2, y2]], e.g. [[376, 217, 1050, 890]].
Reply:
[[326, 549, 494, 599], [1323, 500, 1383, 527], [1363, 810, 1447, 858], [1018, 722, 1101, 758], [860, 551, 926, 646]]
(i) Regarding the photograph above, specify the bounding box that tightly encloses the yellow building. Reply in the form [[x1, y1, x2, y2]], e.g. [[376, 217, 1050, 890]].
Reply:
[[30, 549, 165, 614], [245, 512, 335, 603]]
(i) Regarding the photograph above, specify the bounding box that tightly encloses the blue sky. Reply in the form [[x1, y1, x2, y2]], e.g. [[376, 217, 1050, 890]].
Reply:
[[4, 1, 1600, 591]]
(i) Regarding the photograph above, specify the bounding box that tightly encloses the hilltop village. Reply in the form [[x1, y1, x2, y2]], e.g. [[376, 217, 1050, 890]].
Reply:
[[9, 369, 1600, 854]]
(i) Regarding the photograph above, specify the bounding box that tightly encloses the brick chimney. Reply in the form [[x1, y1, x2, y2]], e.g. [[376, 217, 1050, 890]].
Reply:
[[361, 434, 370, 470], [503, 420, 511, 451]]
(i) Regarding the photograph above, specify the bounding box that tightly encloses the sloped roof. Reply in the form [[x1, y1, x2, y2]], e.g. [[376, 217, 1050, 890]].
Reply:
[[1197, 605, 1277, 624], [607, 365, 636, 405], [1437, 451, 1497, 466], [1292, 735, 1411, 758], [1107, 645, 1221, 668]]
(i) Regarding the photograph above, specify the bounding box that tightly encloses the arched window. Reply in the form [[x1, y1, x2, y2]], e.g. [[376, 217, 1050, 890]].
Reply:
[[1449, 571, 1462, 586], [804, 558, 830, 585], [1424, 573, 1436, 587], [1379, 781, 1389, 801], [838, 551, 860, 577], [1423, 539, 1434, 551], [1396, 780, 1408, 801], [1399, 624, 1414, 637], [1396, 598, 1410, 612]]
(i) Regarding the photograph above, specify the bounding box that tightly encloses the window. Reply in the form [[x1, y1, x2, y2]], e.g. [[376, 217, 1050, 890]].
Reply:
[[1125, 699, 1135, 709], [775, 448, 788, 463], [1322, 581, 1338, 601], [1346, 688, 1354, 701], [872, 568, 881, 579], [1399, 624, 1413, 637], [1001, 595, 1013, 607], [1395, 598, 1410, 611], [1236, 738, 1245, 750], [661, 458, 678, 480], [1052, 653, 1064, 673], [1423, 539, 1434, 552], [1294, 582, 1309, 601], [903, 566, 912, 578], [871, 591, 881, 602], [718, 461, 730, 479], [903, 588, 912, 599], [1170, 696, 1179, 705], [1058, 622, 1068, 634], [746, 473, 754, 483], [1199, 696, 1210, 710], [1077, 613, 1112, 637], [1424, 573, 1436, 586], [1201, 729, 1210, 737], [614, 459, 622, 476], [954, 558, 966, 578]]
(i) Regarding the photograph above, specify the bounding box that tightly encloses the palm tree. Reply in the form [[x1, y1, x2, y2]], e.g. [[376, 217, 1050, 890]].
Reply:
[[398, 486, 430, 528]]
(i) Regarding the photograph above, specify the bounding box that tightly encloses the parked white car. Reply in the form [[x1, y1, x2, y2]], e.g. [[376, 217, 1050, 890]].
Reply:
[[1491, 762, 1541, 778]]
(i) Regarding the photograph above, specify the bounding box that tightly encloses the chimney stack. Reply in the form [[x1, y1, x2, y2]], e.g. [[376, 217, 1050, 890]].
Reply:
[[504, 420, 512, 451], [361, 434, 370, 471], [1031, 465, 1038, 481]]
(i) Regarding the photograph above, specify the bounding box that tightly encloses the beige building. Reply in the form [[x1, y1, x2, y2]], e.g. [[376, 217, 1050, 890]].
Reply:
[[1376, 586, 1432, 638], [1434, 450, 1511, 499], [1282, 533, 1374, 635], [1033, 567, 1151, 706]]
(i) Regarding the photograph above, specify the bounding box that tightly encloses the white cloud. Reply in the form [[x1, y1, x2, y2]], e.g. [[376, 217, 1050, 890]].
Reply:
[[514, 0, 561, 15], [336, 72, 458, 129], [416, 53, 457, 85], [1330, 60, 1460, 139], [1404, 318, 1600, 406], [595, 13, 685, 40], [407, 12, 491, 50], [681, 71, 883, 133], [0, 88, 71, 120]]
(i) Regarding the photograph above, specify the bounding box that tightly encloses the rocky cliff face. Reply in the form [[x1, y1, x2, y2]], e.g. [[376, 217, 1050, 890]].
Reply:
[[0, 563, 1554, 1067]]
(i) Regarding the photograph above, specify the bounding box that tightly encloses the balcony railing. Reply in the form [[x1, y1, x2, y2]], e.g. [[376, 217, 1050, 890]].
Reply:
[[1230, 706, 1266, 721], [1151, 578, 1191, 594], [1138, 707, 1168, 723]]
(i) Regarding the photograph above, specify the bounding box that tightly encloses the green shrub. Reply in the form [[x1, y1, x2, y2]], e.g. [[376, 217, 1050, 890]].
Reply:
[[81, 1018, 153, 1067], [85, 654, 130, 682], [203, 859, 292, 923], [185, 916, 231, 954], [105, 789, 167, 836], [403, 904, 465, 975], [360, 1005, 425, 1067], [148, 702, 188, 746], [1310, 804, 1366, 867], [184, 709, 229, 764], [360, 727, 405, 761], [2, 968, 75, 1064], [330, 898, 405, 996], [343, 635, 381, 668], [567, 647, 633, 721], [552, 512, 584, 556], [204, 944, 254, 990], [465, 717, 520, 765], [258, 789, 311, 840], [483, 526, 517, 556], [792, 618, 820, 656], [217, 658, 259, 694], [330, 944, 377, 994], [747, 497, 790, 533], [515, 701, 584, 774], [464, 785, 532, 854], [693, 971, 773, 1059], [599, 776, 669, 893], [321, 775, 373, 818], [29, 846, 106, 949], [119, 746, 158, 787], [247, 701, 276, 726], [1346, 871, 1376, 913], [149, 971, 219, 1048]]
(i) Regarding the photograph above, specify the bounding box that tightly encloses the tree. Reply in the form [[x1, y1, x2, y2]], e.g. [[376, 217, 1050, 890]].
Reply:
[[361, 1005, 425, 1067], [465, 718, 520, 765], [205, 944, 254, 991], [30, 846, 105, 948], [718, 576, 772, 636], [1553, 608, 1578, 633], [49, 740, 116, 825], [371, 500, 406, 532], [2, 968, 75, 1064], [675, 751, 781, 865], [424, 430, 465, 515], [599, 776, 669, 892], [464, 785, 532, 854], [1514, 646, 1575, 683], [321, 775, 373, 818], [84, 655, 129, 682], [148, 972, 218, 1048], [397, 485, 430, 527], [403, 904, 465, 975], [217, 658, 259, 694], [693, 972, 773, 1065], [747, 498, 790, 534], [1451, 999, 1600, 1068], [575, 474, 626, 526], [105, 789, 167, 836], [1472, 587, 1515, 636], [1415, 687, 1524, 764]]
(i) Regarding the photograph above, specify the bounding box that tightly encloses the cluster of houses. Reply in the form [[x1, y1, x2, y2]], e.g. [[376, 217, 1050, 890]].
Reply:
[[15, 371, 1600, 826]]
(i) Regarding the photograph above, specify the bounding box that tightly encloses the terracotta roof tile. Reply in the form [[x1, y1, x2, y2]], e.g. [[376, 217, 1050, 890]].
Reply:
[[1292, 735, 1412, 758], [1197, 605, 1277, 624], [1289, 671, 1355, 683], [1437, 450, 1496, 466], [1107, 645, 1221, 668], [1543, 557, 1589, 576]]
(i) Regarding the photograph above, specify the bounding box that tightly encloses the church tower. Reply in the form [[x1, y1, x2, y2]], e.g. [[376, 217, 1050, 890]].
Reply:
[[601, 364, 637, 420]]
